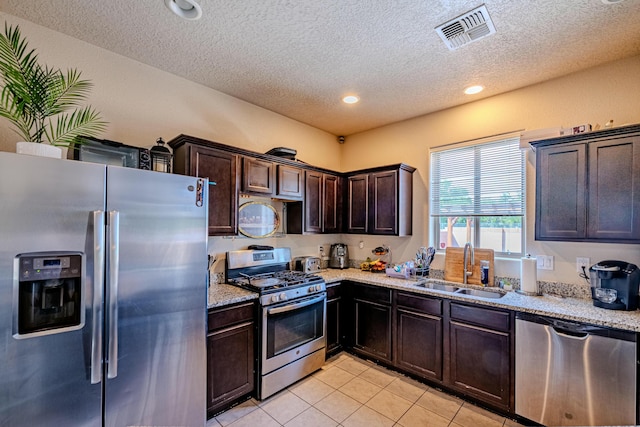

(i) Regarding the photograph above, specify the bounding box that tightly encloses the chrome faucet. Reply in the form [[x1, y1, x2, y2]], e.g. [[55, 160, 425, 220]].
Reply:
[[463, 242, 474, 284]]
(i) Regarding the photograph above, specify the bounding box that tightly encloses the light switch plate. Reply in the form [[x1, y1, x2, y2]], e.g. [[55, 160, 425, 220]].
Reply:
[[536, 255, 554, 270]]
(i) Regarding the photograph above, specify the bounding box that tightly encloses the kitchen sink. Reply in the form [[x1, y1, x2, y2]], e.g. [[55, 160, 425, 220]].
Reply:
[[419, 282, 460, 292], [454, 288, 505, 299]]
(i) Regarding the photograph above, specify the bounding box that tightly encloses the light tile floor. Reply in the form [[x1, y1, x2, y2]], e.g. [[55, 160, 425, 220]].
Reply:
[[207, 352, 526, 427]]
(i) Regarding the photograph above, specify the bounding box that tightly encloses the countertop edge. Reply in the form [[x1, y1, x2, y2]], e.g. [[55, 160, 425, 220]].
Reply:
[[319, 269, 640, 332], [207, 269, 640, 332]]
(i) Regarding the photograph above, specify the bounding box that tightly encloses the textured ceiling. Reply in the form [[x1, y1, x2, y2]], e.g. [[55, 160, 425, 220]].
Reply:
[[1, 0, 639, 135]]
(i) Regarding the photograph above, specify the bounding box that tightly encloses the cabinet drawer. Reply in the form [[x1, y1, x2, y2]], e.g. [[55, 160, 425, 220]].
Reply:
[[351, 283, 391, 304], [327, 282, 341, 300], [450, 302, 510, 332], [208, 301, 255, 331], [396, 291, 442, 316]]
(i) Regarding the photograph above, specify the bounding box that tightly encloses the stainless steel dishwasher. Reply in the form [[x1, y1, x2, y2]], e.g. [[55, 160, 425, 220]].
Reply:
[[515, 312, 637, 426]]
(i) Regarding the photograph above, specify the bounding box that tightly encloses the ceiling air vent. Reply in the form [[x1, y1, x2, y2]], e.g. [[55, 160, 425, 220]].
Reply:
[[435, 4, 496, 51]]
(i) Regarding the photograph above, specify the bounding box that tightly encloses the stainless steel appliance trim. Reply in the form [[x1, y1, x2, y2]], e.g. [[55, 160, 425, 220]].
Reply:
[[260, 347, 326, 400], [227, 248, 292, 270], [91, 210, 105, 384], [107, 210, 119, 379], [261, 293, 326, 375], [267, 293, 326, 315]]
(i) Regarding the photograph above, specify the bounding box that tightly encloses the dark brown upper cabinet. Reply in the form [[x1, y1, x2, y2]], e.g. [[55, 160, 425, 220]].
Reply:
[[533, 124, 640, 243], [346, 164, 415, 236], [347, 173, 369, 234], [287, 170, 342, 234], [171, 140, 239, 236], [241, 157, 274, 196], [276, 164, 304, 200]]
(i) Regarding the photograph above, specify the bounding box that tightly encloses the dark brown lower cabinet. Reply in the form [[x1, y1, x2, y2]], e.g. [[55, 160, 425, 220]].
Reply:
[[448, 302, 513, 412], [394, 291, 443, 381], [349, 283, 392, 363], [326, 282, 343, 356], [207, 301, 256, 418]]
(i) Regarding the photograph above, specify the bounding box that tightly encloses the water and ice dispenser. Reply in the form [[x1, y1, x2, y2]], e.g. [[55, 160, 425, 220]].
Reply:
[[14, 253, 84, 337]]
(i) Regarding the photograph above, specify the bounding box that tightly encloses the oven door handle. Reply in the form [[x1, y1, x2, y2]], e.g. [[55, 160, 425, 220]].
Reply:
[[267, 293, 326, 315]]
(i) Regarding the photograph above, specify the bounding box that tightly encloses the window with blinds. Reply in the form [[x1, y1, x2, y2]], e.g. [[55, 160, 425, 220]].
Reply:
[[430, 136, 524, 256]]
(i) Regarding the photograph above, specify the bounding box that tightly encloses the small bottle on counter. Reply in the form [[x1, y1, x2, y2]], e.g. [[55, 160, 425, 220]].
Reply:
[[480, 260, 489, 286]]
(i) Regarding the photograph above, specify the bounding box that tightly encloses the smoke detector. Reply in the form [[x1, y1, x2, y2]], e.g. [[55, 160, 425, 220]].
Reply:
[[435, 4, 496, 51]]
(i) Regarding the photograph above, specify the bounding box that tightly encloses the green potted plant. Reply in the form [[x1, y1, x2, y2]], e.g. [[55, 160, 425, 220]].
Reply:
[[0, 23, 107, 158]]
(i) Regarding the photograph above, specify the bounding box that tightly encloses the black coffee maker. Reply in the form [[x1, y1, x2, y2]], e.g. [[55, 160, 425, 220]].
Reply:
[[590, 260, 640, 310]]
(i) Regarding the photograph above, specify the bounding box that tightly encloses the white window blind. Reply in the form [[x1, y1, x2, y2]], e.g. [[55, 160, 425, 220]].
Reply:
[[430, 137, 524, 217]]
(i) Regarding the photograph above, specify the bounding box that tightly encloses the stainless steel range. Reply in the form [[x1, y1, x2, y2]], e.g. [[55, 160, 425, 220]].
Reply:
[[226, 247, 326, 399]]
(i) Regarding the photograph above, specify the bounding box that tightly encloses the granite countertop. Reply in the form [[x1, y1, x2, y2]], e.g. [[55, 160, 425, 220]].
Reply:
[[318, 269, 640, 332], [208, 283, 258, 308], [208, 268, 640, 332]]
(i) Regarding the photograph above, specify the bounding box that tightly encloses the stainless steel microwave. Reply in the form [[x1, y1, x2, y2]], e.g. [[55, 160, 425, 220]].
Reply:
[[67, 136, 151, 170]]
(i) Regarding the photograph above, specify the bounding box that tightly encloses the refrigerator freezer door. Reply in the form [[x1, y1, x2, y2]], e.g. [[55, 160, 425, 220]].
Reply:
[[0, 153, 105, 426], [103, 166, 207, 427]]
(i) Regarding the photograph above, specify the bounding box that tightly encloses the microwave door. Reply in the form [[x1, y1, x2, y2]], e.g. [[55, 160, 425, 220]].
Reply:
[[82, 149, 130, 167], [77, 140, 139, 168]]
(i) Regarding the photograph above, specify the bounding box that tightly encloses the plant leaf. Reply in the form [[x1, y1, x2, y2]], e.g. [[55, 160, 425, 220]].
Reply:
[[44, 105, 108, 147]]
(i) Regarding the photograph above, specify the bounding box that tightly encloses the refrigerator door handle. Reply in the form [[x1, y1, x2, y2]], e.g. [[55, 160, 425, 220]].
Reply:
[[107, 210, 120, 379], [91, 210, 105, 384]]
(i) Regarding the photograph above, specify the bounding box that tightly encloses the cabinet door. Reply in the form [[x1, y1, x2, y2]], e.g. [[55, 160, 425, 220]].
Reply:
[[277, 164, 304, 200], [326, 283, 342, 355], [370, 169, 398, 235], [353, 299, 392, 363], [207, 321, 254, 416], [347, 174, 368, 233], [304, 170, 323, 233], [449, 321, 510, 411], [535, 143, 587, 240], [191, 146, 238, 235], [588, 137, 640, 241], [242, 157, 274, 195], [396, 308, 442, 381], [323, 174, 342, 233]]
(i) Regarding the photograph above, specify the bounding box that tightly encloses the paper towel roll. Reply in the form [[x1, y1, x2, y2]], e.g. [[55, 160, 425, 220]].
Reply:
[[520, 256, 538, 294]]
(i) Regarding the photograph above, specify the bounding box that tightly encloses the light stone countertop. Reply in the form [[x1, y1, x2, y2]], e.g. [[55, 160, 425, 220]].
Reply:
[[208, 283, 258, 308], [318, 269, 640, 332], [208, 268, 640, 332]]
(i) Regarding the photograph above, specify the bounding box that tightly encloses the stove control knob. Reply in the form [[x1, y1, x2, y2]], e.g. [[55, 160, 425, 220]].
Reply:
[[315, 284, 322, 291], [271, 295, 280, 303], [308, 286, 315, 292], [279, 293, 287, 301]]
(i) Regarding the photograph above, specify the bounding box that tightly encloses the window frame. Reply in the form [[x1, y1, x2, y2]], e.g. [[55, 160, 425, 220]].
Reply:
[[429, 133, 525, 257]]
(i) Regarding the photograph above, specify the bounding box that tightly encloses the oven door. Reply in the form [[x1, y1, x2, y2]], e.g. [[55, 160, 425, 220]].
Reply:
[[262, 292, 326, 374]]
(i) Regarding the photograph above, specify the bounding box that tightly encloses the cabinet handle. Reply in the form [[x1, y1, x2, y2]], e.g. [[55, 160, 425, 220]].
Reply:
[[209, 181, 217, 186]]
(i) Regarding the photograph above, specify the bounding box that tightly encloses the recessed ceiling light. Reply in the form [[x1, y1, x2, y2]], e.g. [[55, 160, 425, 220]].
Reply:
[[601, 0, 624, 4], [464, 85, 484, 95], [342, 95, 360, 104], [165, 0, 203, 20]]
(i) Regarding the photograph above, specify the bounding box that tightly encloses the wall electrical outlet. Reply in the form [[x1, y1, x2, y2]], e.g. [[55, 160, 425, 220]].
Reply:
[[576, 257, 591, 273], [536, 255, 554, 270]]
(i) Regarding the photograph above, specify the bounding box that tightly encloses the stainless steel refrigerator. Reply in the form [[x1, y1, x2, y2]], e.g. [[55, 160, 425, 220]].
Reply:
[[0, 151, 208, 426]]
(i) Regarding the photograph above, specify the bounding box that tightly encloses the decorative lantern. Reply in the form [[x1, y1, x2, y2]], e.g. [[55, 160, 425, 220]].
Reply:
[[150, 137, 172, 173]]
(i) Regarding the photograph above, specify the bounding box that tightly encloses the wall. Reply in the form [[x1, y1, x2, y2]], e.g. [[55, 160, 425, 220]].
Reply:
[[341, 55, 640, 284]]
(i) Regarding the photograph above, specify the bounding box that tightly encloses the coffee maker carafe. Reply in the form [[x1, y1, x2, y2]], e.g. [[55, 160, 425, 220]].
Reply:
[[329, 243, 349, 269], [590, 260, 640, 310]]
